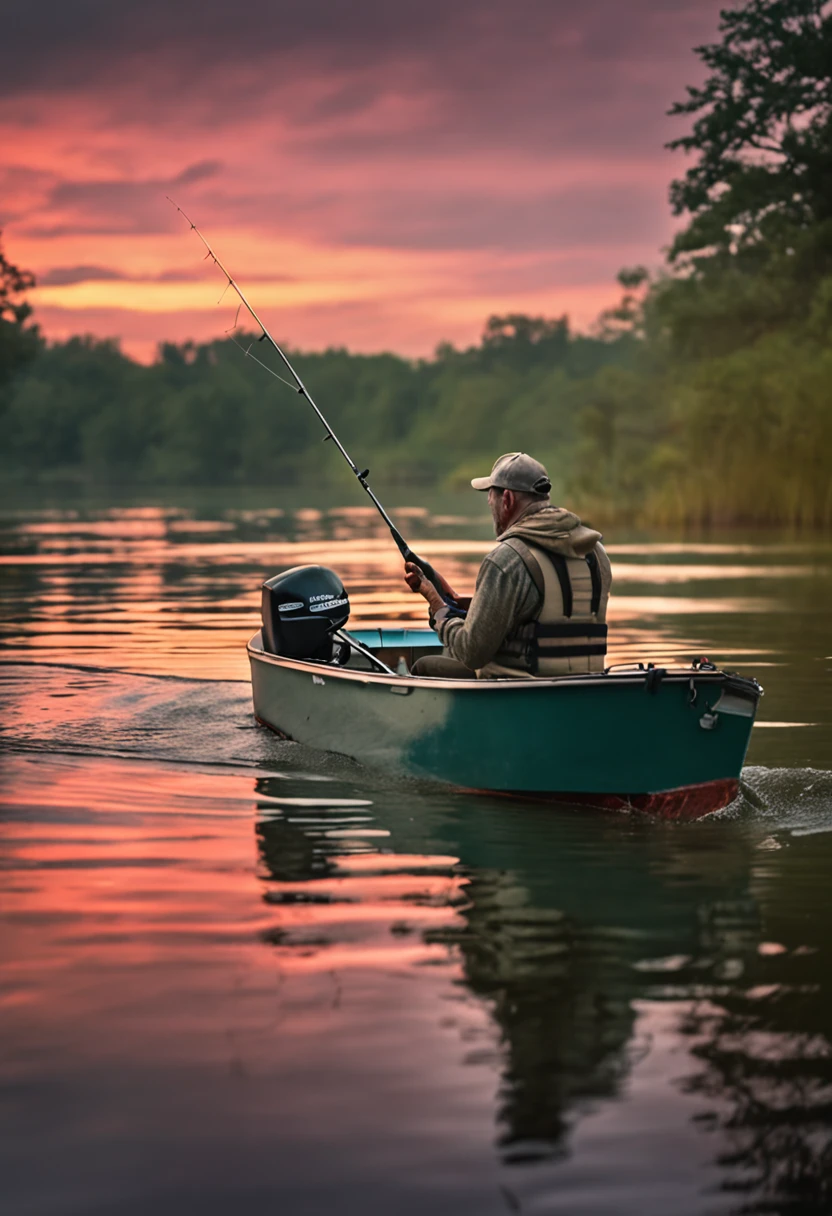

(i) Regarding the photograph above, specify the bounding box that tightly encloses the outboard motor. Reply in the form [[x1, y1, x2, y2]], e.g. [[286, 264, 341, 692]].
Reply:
[[261, 565, 349, 660]]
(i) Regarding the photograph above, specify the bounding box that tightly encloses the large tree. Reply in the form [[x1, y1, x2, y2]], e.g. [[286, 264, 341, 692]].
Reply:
[[666, 0, 832, 268]]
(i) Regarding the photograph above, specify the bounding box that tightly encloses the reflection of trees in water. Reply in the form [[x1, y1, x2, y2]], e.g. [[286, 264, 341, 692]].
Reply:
[[425, 825, 764, 1167], [254, 794, 832, 1204], [676, 865, 832, 1215], [680, 998, 832, 1215], [253, 798, 644, 1162], [429, 868, 638, 1161]]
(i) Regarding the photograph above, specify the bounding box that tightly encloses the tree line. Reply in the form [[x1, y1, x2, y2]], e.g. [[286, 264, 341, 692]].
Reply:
[[2, 0, 830, 526]]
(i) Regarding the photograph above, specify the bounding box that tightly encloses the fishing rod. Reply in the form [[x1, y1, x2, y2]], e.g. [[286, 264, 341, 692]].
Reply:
[[168, 198, 459, 609]]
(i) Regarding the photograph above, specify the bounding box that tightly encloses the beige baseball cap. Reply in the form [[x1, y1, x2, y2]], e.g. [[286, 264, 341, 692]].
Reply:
[[471, 452, 552, 494]]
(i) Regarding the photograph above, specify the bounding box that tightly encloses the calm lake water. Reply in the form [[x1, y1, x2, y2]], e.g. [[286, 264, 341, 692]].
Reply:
[[1, 488, 831, 1216]]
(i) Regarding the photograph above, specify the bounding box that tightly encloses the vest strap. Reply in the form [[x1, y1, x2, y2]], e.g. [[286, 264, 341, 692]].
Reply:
[[535, 643, 607, 658], [586, 549, 602, 616], [547, 552, 573, 618], [536, 623, 608, 639]]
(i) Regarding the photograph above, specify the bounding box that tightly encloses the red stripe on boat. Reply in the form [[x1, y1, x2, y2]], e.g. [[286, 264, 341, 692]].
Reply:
[[469, 778, 740, 821]]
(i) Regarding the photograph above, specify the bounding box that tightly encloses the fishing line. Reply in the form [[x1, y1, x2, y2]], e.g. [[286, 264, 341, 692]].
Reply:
[[227, 335, 300, 394], [167, 197, 457, 608]]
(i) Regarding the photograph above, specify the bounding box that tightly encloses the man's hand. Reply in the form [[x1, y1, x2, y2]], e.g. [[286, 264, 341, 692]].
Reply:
[[404, 562, 445, 615], [403, 561, 425, 594], [404, 562, 458, 599]]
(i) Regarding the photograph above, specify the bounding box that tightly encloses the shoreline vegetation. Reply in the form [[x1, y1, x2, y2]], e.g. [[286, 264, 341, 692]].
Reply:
[[1, 0, 830, 528]]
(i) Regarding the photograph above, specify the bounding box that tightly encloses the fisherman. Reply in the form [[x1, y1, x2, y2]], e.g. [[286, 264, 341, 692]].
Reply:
[[404, 452, 611, 678]]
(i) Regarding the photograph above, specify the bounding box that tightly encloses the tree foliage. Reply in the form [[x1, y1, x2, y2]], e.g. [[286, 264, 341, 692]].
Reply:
[[667, 0, 832, 267], [2, 0, 831, 526], [0, 231, 40, 390], [0, 318, 631, 492]]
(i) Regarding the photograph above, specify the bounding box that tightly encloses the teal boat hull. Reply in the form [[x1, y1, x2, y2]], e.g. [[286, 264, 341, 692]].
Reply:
[[248, 629, 762, 820]]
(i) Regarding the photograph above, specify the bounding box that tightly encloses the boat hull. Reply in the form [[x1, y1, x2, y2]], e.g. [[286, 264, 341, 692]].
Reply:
[[248, 633, 760, 819]]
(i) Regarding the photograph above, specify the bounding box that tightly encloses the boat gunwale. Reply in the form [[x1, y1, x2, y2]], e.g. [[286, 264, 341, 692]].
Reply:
[[247, 633, 762, 698]]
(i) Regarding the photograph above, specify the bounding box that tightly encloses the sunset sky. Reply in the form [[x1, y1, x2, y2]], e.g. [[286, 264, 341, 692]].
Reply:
[[3, 0, 723, 361]]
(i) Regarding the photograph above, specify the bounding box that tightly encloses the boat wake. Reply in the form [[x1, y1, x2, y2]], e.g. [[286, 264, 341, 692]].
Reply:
[[738, 765, 832, 837], [0, 661, 356, 781]]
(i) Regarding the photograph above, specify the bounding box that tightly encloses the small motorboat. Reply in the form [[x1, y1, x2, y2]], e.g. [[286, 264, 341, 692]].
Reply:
[[171, 219, 761, 821], [248, 565, 763, 821]]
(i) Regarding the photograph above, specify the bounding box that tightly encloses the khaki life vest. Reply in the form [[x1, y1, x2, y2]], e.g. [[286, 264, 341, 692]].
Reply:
[[492, 537, 609, 676]]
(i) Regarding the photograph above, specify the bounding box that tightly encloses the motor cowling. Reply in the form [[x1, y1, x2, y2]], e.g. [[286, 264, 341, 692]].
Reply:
[[261, 565, 349, 660]]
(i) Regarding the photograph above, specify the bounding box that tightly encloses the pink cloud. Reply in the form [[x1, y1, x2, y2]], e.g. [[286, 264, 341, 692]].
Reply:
[[1, 0, 722, 356]]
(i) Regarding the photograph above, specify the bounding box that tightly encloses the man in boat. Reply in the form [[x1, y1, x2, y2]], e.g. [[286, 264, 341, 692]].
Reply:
[[404, 452, 611, 679]]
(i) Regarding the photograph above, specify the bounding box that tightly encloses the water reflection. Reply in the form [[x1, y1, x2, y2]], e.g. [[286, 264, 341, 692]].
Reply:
[[1, 737, 831, 1214], [249, 783, 832, 1210], [677, 841, 832, 1215], [1, 492, 831, 1214]]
